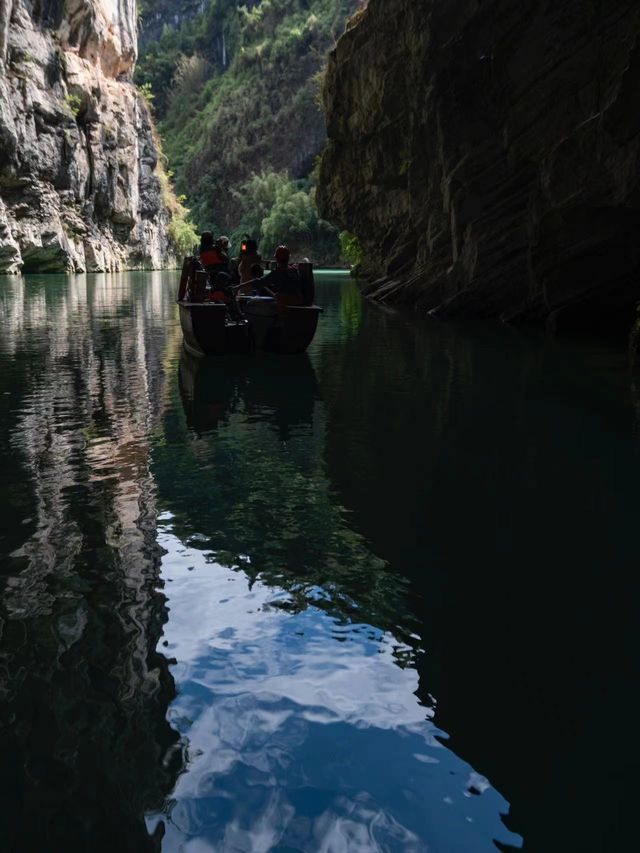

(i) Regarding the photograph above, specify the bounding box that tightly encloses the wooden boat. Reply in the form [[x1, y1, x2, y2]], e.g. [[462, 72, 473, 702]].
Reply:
[[176, 257, 322, 357]]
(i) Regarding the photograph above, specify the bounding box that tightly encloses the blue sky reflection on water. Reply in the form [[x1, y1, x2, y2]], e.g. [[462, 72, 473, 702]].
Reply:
[[147, 516, 522, 852]]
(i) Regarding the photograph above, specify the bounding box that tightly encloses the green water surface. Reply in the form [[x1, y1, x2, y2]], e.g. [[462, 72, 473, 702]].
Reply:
[[0, 271, 637, 851]]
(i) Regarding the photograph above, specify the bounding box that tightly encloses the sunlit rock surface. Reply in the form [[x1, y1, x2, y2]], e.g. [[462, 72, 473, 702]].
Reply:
[[318, 1, 640, 329], [0, 0, 174, 273]]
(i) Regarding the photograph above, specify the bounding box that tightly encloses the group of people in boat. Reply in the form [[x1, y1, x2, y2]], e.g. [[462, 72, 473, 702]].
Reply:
[[196, 232, 310, 311]]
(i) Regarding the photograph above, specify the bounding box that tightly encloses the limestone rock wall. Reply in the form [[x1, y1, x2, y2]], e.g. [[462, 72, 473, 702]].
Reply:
[[318, 1, 640, 328], [0, 0, 175, 273]]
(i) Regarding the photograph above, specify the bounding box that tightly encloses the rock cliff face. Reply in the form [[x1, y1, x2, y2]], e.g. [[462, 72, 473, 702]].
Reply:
[[319, 1, 640, 329], [0, 0, 174, 273]]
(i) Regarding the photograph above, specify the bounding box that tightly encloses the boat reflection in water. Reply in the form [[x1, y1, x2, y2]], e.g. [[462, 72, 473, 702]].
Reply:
[[147, 348, 523, 851], [178, 348, 321, 441]]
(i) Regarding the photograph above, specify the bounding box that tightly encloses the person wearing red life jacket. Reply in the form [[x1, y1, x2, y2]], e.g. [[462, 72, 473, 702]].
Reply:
[[199, 232, 230, 273]]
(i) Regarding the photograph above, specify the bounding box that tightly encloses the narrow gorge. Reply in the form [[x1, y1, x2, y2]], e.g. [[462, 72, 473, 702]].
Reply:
[[3, 5, 640, 851], [318, 0, 640, 331], [0, 0, 175, 273], [135, 0, 358, 264]]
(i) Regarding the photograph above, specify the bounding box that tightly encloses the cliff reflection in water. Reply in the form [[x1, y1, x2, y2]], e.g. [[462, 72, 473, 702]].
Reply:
[[0, 273, 182, 851]]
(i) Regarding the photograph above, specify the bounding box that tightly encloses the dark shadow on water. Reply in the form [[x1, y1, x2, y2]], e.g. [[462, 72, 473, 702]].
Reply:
[[314, 292, 640, 852]]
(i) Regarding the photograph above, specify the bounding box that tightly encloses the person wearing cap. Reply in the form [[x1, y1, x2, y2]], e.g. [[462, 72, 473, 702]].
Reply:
[[260, 245, 303, 309]]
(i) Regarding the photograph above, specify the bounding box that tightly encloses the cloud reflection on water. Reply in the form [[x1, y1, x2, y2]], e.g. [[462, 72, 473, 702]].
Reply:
[[149, 519, 522, 852]]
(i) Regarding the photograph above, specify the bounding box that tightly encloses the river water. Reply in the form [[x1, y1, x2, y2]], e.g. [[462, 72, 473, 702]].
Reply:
[[0, 271, 637, 852]]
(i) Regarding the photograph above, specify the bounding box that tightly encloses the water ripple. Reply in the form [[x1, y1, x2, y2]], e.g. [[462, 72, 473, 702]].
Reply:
[[149, 525, 521, 852]]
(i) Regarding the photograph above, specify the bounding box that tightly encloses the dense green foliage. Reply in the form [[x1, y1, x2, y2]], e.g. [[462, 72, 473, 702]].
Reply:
[[339, 231, 363, 268], [136, 0, 360, 263], [231, 170, 339, 259]]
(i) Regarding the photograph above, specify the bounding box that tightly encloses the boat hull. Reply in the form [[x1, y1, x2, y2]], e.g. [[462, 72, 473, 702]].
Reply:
[[178, 302, 251, 357], [177, 259, 321, 356], [239, 297, 322, 354]]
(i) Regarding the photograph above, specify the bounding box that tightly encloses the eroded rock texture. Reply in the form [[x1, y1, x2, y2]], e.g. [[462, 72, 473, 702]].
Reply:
[[0, 0, 174, 273], [318, 1, 640, 329]]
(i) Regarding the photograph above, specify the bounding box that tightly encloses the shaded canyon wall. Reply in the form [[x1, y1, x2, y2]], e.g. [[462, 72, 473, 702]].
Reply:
[[318, 1, 640, 329], [0, 0, 175, 273]]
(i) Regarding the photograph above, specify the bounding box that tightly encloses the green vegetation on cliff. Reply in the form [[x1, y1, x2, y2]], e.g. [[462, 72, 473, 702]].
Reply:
[[136, 0, 360, 262]]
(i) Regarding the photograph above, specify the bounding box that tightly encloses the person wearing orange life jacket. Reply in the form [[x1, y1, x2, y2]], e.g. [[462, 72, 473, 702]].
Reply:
[[260, 245, 303, 310]]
